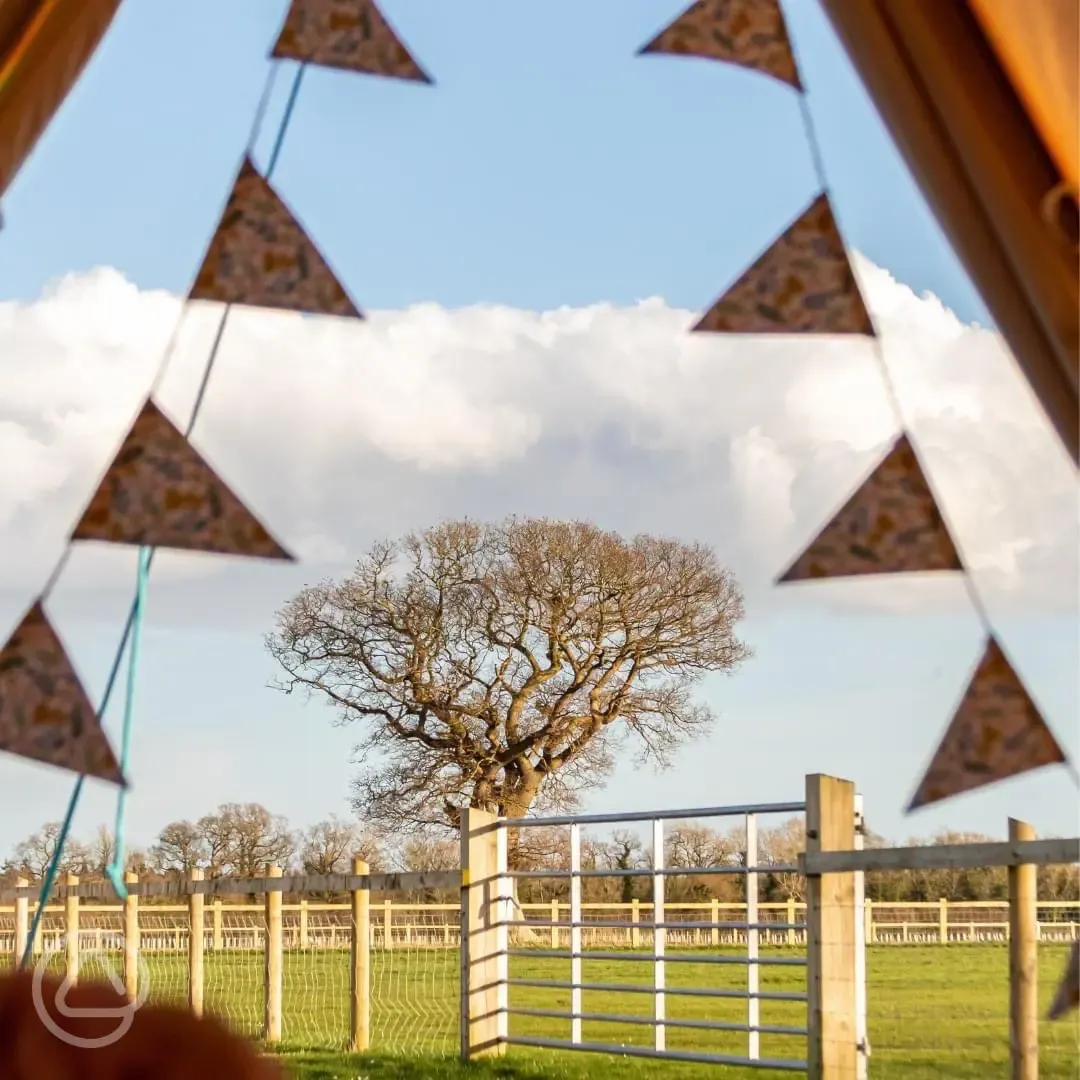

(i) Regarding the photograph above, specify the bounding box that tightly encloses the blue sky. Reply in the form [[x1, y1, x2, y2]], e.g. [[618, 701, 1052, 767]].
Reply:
[[0, 0, 1076, 858], [3, 0, 983, 316]]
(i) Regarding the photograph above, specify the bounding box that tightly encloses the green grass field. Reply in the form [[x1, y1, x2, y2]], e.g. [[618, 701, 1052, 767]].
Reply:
[[52, 945, 1080, 1078]]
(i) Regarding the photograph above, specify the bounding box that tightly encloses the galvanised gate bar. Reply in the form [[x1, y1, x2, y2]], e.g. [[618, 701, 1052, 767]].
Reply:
[[460, 787, 870, 1074]]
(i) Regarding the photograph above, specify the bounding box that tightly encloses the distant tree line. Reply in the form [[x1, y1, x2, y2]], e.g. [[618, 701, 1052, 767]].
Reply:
[[2, 806, 1075, 905]]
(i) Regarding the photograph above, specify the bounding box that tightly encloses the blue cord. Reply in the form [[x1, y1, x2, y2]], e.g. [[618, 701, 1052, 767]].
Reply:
[[19, 773, 83, 969], [18, 60, 309, 969], [18, 572, 147, 970], [105, 545, 150, 899]]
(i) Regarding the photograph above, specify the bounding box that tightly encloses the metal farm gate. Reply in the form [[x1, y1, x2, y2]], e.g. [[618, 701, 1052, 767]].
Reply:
[[482, 796, 869, 1073]]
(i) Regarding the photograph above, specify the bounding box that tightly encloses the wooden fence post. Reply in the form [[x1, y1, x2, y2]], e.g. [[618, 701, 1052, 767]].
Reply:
[[189, 869, 205, 1017], [64, 874, 79, 986], [1008, 818, 1038, 1080], [350, 858, 370, 1052], [383, 900, 392, 951], [939, 897, 949, 943], [212, 901, 223, 951], [299, 899, 309, 949], [460, 808, 507, 1060], [631, 898, 641, 948], [14, 878, 28, 962], [123, 872, 139, 1001], [264, 865, 283, 1045], [805, 774, 857, 1080]]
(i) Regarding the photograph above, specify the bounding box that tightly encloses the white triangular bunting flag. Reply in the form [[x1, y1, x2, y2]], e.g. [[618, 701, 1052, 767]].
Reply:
[[0, 603, 124, 785], [71, 398, 294, 561], [190, 156, 361, 318], [272, 0, 432, 83], [908, 638, 1068, 811], [777, 434, 962, 582], [638, 0, 801, 90], [694, 193, 874, 335]]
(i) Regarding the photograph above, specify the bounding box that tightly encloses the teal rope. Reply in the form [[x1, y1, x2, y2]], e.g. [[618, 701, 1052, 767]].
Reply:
[[18, 578, 146, 969], [19, 774, 83, 968], [18, 60, 308, 968], [105, 545, 151, 899]]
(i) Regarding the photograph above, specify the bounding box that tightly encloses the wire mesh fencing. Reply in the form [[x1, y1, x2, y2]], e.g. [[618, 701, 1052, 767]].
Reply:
[[0, 871, 462, 1057], [841, 883, 1080, 1078], [369, 902, 458, 1054]]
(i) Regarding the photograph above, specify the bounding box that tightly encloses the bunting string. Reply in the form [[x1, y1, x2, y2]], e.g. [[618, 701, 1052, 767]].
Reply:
[[12, 0, 434, 959], [7, 0, 1071, 967], [638, 0, 1075, 811], [786, 31, 1076, 809], [791, 69, 989, 621], [18, 58, 308, 965]]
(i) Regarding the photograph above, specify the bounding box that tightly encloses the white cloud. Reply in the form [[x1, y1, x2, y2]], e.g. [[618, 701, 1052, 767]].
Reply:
[[0, 256, 1074, 640]]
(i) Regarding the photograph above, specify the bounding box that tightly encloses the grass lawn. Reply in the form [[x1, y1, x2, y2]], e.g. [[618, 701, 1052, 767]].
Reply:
[[59, 944, 1080, 1077]]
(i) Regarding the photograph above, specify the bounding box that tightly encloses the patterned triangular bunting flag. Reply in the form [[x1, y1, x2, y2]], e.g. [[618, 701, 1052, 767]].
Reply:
[[777, 434, 963, 582], [71, 398, 295, 561], [1049, 941, 1079, 1021], [693, 193, 875, 335], [190, 156, 361, 318], [272, 0, 432, 83], [0, 603, 124, 785], [907, 638, 1068, 811], [638, 0, 801, 90]]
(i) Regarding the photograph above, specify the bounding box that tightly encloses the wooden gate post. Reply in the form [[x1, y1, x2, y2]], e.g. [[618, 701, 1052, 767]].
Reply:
[[64, 874, 80, 986], [189, 869, 205, 1017], [460, 808, 507, 1060], [349, 858, 370, 1052], [264, 866, 283, 1044], [1008, 818, 1038, 1080], [805, 774, 858, 1080]]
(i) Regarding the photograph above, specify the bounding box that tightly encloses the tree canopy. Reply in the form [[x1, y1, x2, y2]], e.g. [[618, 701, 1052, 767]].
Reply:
[[267, 517, 751, 833]]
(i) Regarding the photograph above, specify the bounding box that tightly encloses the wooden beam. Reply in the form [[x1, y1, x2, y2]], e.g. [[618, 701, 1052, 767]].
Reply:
[[0, 868, 462, 902], [349, 858, 371, 1053], [1008, 820, 1039, 1080], [263, 865, 283, 1045], [805, 774, 858, 1080], [817, 0, 1079, 466], [460, 808, 507, 1060], [802, 836, 1079, 875], [0, 0, 124, 197], [188, 869, 205, 1017]]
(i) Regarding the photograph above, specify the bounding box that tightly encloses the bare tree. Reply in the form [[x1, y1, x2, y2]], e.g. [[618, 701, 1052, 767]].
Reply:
[[601, 830, 647, 903], [124, 847, 154, 877], [665, 823, 739, 900], [268, 517, 750, 859], [399, 834, 460, 874], [300, 816, 382, 874], [7, 824, 71, 880], [758, 817, 807, 901], [196, 804, 295, 878], [152, 821, 208, 876], [89, 826, 116, 875], [399, 834, 461, 903]]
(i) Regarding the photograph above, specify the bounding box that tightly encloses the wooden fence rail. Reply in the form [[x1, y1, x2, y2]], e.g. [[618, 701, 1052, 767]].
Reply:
[[2, 898, 1077, 958]]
